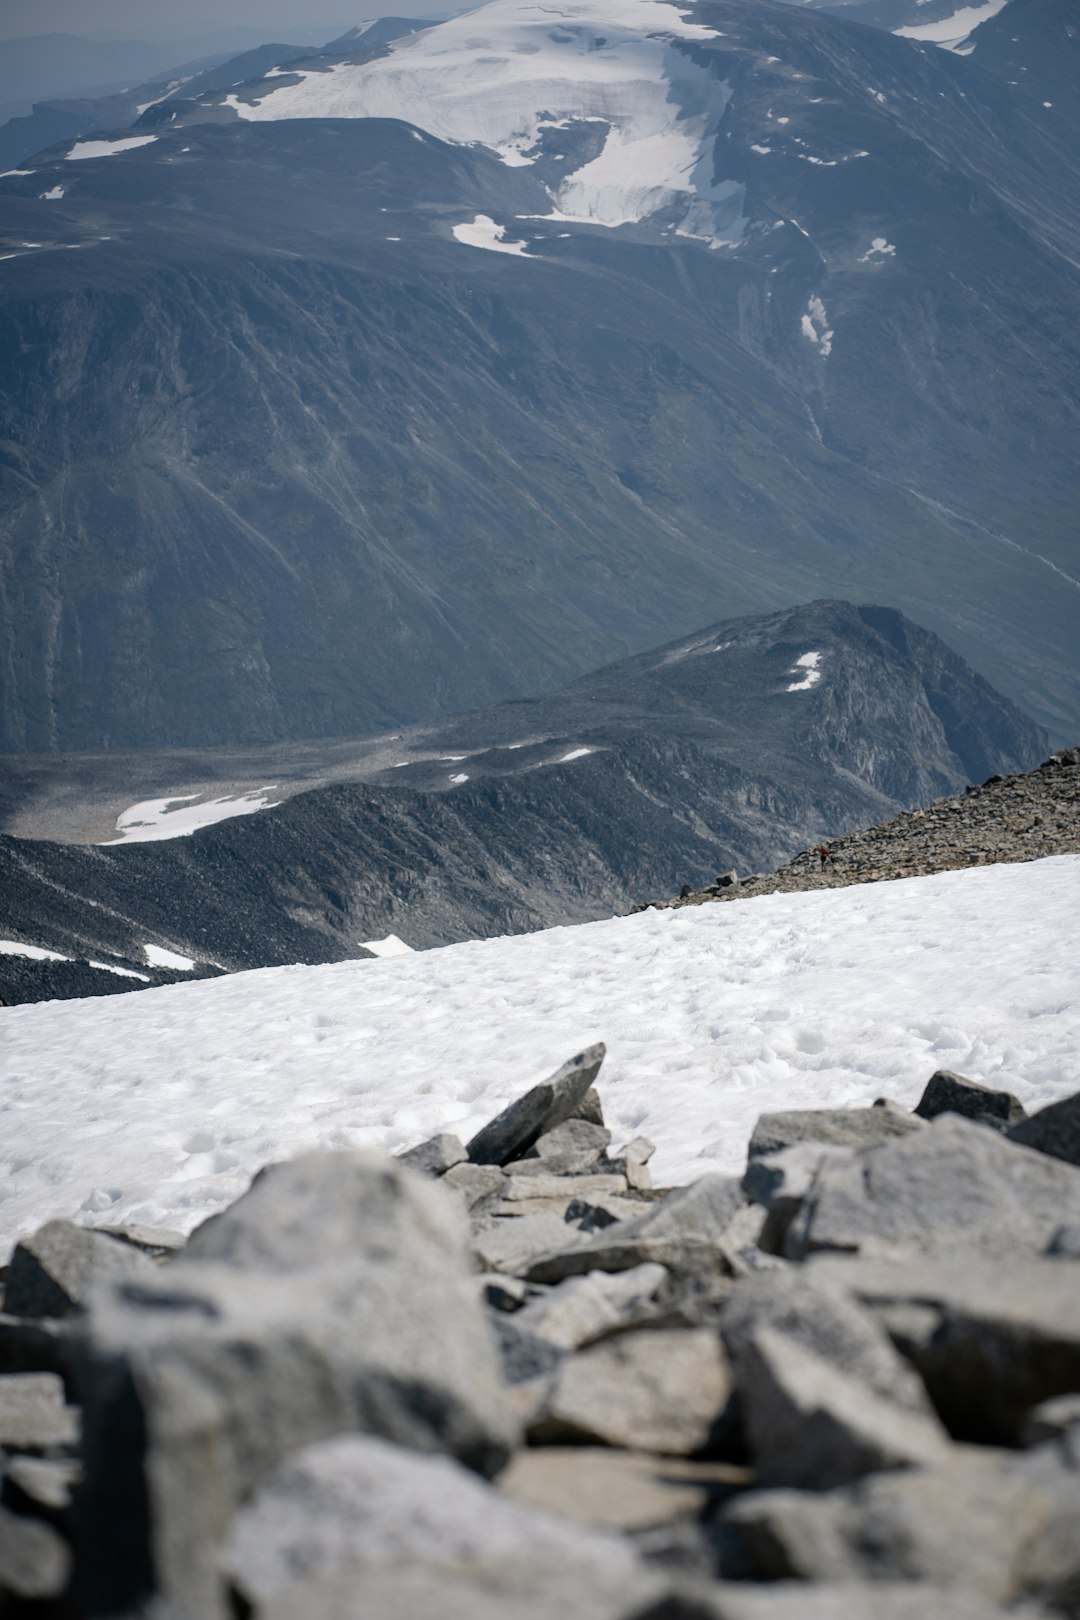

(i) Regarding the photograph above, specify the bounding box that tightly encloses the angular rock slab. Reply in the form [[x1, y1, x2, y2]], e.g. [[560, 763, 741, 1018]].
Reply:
[[467, 1044, 606, 1166], [222, 1433, 665, 1620], [532, 1325, 732, 1455], [524, 1175, 748, 1284], [0, 1371, 79, 1450], [735, 1327, 949, 1489], [513, 1264, 668, 1351], [500, 1447, 746, 1533], [719, 1444, 1080, 1611], [787, 1114, 1080, 1261], [809, 1253, 1080, 1443], [1009, 1089, 1080, 1168], [517, 1118, 612, 1175], [78, 1151, 517, 1620], [748, 1105, 923, 1161], [398, 1132, 467, 1176], [4, 1219, 152, 1319], [627, 1581, 1052, 1619], [914, 1069, 1026, 1130]]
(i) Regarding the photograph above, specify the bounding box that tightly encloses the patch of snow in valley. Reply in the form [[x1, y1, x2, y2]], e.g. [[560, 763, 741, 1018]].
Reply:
[[360, 935, 415, 959], [894, 0, 1008, 50], [449, 772, 470, 783], [65, 135, 158, 161], [40, 186, 65, 200], [558, 747, 594, 762], [89, 961, 150, 982], [861, 235, 896, 261], [144, 945, 196, 972], [0, 941, 69, 963], [786, 650, 823, 690], [104, 788, 281, 844], [800, 296, 834, 357], [221, 0, 742, 242], [452, 215, 531, 255], [0, 858, 1076, 1251]]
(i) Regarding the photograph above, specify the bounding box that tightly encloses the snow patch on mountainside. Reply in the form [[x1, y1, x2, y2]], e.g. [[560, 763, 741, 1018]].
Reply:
[[894, 0, 1008, 52], [0, 857, 1075, 1250], [801, 295, 834, 357], [452, 214, 532, 255], [222, 0, 742, 240], [65, 135, 158, 161], [786, 651, 823, 691], [104, 788, 281, 844]]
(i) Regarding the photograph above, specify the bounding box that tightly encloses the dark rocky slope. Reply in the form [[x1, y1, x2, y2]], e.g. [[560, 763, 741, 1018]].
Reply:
[[0, 601, 1048, 1004]]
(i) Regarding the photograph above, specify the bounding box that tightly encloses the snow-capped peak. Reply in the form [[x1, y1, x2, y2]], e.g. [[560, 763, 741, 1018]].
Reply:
[[223, 0, 744, 242]]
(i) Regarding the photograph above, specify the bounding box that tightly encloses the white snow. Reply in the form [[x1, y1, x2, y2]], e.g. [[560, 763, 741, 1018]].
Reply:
[[65, 135, 158, 161], [360, 934, 415, 958], [860, 235, 897, 261], [40, 186, 65, 200], [219, 0, 742, 242], [144, 945, 196, 972], [89, 961, 150, 982], [103, 787, 281, 844], [452, 215, 531, 255], [0, 857, 1076, 1252], [786, 650, 823, 691], [894, 0, 1008, 50], [449, 772, 470, 784], [800, 296, 834, 358], [558, 747, 594, 762], [0, 940, 69, 963]]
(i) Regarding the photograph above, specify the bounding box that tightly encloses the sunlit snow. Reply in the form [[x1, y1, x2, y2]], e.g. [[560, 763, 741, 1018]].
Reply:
[[786, 650, 823, 691], [860, 235, 897, 261], [894, 0, 1008, 51], [89, 961, 150, 982], [41, 186, 65, 200], [800, 296, 834, 357], [65, 135, 158, 161], [0, 858, 1076, 1250], [452, 215, 531, 255], [558, 747, 594, 762], [144, 945, 197, 972], [360, 934, 416, 959], [104, 788, 281, 843], [0, 940, 69, 963]]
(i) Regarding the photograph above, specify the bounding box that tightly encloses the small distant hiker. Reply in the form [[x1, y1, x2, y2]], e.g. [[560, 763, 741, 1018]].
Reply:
[[817, 843, 830, 871]]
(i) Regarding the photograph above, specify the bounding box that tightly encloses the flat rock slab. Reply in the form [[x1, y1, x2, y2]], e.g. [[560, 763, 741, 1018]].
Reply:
[[4, 1219, 152, 1319], [914, 1069, 1026, 1129], [500, 1447, 747, 1532], [748, 1106, 923, 1161], [222, 1433, 665, 1620], [1009, 1089, 1080, 1168], [808, 1253, 1080, 1443], [532, 1325, 731, 1455], [473, 1214, 592, 1276], [78, 1151, 517, 1620], [787, 1114, 1080, 1261], [517, 1118, 612, 1175], [398, 1132, 467, 1176], [630, 1582, 1052, 1619], [0, 1371, 79, 1450], [467, 1045, 607, 1166], [513, 1263, 668, 1350], [525, 1175, 748, 1284], [502, 1172, 629, 1203]]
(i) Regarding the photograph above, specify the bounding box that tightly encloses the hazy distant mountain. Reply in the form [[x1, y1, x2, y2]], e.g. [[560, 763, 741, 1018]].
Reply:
[[0, 0, 1077, 756], [0, 601, 1048, 1003]]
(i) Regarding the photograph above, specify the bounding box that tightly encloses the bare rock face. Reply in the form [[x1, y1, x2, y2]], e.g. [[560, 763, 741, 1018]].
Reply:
[[914, 1069, 1027, 1131], [467, 1046, 607, 1166], [1008, 1088, 1080, 1168], [77, 1152, 517, 1620], [747, 1106, 923, 1161], [4, 1220, 152, 1320]]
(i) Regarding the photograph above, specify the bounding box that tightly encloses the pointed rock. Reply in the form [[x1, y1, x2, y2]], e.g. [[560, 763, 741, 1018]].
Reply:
[[467, 1045, 607, 1166], [914, 1069, 1026, 1131], [1008, 1088, 1080, 1167]]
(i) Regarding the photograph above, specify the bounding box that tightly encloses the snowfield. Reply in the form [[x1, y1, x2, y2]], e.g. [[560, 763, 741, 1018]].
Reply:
[[0, 856, 1076, 1255]]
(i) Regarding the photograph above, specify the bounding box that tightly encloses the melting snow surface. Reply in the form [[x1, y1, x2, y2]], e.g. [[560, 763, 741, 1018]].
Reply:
[[104, 788, 281, 844], [0, 941, 69, 963], [558, 747, 594, 762], [452, 215, 531, 255], [894, 0, 1008, 50], [786, 650, 823, 691], [0, 857, 1076, 1249], [144, 945, 196, 972], [801, 296, 834, 357], [221, 0, 742, 242], [65, 135, 158, 161], [360, 935, 416, 959]]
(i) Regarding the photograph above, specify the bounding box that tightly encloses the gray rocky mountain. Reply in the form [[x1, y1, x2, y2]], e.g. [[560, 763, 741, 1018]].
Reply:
[[0, 600, 1049, 1004], [0, 0, 1078, 753]]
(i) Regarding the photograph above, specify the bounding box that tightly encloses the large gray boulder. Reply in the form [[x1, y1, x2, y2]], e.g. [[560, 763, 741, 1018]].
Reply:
[[221, 1433, 667, 1620], [914, 1070, 1026, 1131], [4, 1219, 152, 1319], [531, 1326, 732, 1455], [512, 1264, 668, 1350], [808, 1253, 1080, 1443], [1009, 1089, 1080, 1168], [720, 1443, 1080, 1610], [467, 1045, 607, 1166], [524, 1175, 749, 1284], [787, 1115, 1080, 1260], [748, 1106, 923, 1161], [516, 1118, 613, 1175], [0, 1371, 79, 1450], [78, 1151, 517, 1620]]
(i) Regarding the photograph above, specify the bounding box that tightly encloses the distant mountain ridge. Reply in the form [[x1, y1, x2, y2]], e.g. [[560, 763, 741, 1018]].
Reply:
[[0, 601, 1048, 1004]]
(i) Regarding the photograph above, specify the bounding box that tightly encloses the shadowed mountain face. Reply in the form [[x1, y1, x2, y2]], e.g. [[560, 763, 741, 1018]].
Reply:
[[0, 0, 1077, 755], [0, 601, 1048, 1004]]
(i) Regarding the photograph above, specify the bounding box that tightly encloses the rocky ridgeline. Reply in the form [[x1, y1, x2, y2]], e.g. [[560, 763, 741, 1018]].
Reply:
[[638, 746, 1080, 912], [2, 1049, 1080, 1616]]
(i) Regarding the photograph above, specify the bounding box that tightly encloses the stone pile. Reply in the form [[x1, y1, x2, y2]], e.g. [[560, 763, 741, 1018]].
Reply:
[[639, 746, 1080, 911], [1, 1046, 1079, 1617]]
